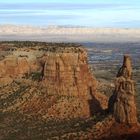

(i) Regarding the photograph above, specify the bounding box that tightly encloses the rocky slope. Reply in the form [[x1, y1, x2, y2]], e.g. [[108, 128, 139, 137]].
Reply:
[[0, 42, 107, 120], [0, 41, 139, 140]]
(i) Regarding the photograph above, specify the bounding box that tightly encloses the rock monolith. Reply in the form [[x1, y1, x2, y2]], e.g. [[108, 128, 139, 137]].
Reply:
[[109, 55, 138, 124]]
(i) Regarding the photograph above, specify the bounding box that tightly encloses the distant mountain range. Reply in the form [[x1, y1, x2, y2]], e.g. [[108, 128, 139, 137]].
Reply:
[[0, 24, 140, 42]]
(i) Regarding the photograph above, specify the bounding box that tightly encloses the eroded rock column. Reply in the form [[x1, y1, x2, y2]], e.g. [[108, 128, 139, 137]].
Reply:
[[109, 55, 138, 124]]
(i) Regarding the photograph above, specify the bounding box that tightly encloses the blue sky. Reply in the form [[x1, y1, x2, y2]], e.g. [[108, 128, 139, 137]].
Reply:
[[0, 0, 140, 27]]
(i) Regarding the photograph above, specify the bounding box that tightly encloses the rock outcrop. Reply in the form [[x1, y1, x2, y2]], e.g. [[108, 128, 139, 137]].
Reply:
[[0, 42, 108, 119], [0, 55, 30, 85], [43, 48, 97, 97], [109, 55, 138, 124], [0, 50, 42, 85], [40, 47, 108, 118]]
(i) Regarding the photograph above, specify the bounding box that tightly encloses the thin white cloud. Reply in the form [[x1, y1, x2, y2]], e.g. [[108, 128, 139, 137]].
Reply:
[[0, 2, 140, 27]]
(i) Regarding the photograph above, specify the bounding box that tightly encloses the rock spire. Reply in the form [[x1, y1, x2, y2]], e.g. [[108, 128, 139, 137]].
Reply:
[[109, 55, 137, 124]]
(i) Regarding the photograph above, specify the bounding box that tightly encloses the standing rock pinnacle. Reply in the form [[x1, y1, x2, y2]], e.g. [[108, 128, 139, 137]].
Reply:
[[109, 55, 138, 124], [117, 55, 132, 78]]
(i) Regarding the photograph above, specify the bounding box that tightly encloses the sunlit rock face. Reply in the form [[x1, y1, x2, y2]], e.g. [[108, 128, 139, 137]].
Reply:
[[39, 47, 108, 118], [0, 50, 42, 86], [0, 42, 109, 119], [109, 55, 138, 124], [0, 56, 30, 76], [43, 48, 97, 97], [0, 55, 30, 84]]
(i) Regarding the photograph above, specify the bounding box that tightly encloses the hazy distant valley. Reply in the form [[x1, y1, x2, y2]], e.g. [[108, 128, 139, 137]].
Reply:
[[1, 25, 140, 42]]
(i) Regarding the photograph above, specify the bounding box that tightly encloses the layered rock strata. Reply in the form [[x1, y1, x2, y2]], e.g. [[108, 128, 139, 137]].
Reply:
[[43, 49, 97, 97], [39, 47, 108, 117], [109, 55, 138, 124], [0, 50, 42, 85], [0, 42, 108, 118]]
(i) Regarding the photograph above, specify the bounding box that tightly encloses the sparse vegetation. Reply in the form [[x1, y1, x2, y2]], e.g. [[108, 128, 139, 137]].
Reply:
[[0, 41, 139, 139], [30, 72, 42, 81]]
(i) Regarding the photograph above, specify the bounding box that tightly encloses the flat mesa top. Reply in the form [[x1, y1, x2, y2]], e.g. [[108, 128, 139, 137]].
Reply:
[[0, 41, 85, 53]]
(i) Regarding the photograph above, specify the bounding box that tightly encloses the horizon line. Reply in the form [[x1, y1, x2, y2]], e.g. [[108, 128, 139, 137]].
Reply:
[[0, 24, 140, 29]]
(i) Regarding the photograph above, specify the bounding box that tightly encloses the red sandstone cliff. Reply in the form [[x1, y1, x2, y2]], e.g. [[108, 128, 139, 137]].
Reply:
[[42, 49, 96, 97], [23, 47, 108, 119], [0, 44, 108, 119]]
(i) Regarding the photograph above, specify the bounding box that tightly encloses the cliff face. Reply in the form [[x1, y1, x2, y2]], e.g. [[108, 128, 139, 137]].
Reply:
[[0, 43, 108, 119], [0, 56, 30, 86], [31, 48, 107, 119], [29, 47, 108, 118], [43, 49, 97, 97], [1, 56, 30, 76], [0, 51, 42, 86], [109, 55, 138, 124]]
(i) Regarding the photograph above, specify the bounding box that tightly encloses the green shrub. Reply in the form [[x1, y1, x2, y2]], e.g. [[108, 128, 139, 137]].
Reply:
[[31, 72, 42, 81]]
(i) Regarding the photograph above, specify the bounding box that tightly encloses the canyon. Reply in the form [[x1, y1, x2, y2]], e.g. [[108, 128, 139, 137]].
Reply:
[[0, 41, 139, 140]]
